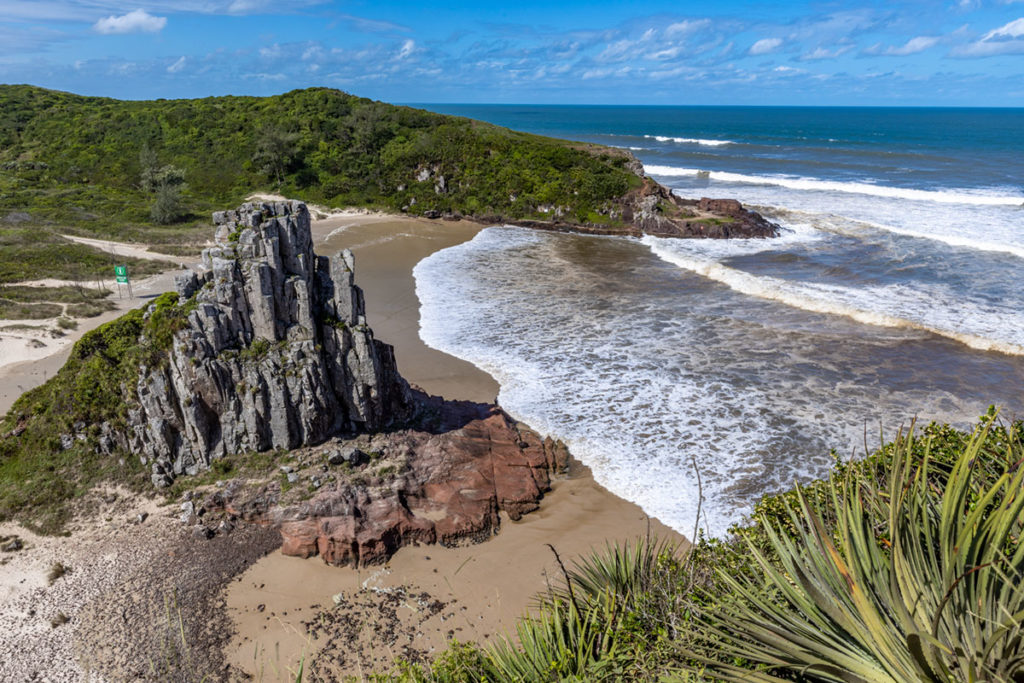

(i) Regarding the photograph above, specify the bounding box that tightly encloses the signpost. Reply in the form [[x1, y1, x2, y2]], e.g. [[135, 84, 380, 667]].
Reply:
[[114, 265, 132, 299]]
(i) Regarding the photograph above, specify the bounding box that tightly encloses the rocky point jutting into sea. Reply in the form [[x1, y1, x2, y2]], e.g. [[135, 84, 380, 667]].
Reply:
[[109, 200, 568, 566], [89, 194, 775, 567]]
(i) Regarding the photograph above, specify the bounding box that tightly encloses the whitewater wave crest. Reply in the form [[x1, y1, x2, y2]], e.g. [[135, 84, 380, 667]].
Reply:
[[645, 165, 1024, 207], [643, 135, 734, 146], [642, 236, 1024, 356]]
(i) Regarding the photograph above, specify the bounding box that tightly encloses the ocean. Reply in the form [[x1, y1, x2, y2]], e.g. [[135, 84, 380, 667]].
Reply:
[[411, 105, 1024, 537]]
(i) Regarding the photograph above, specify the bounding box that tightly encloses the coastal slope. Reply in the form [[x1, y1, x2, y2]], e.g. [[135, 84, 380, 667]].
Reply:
[[0, 86, 776, 283]]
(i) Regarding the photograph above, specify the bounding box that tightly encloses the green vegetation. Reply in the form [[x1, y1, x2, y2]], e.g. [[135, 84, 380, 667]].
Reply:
[[0, 288, 297, 533], [0, 284, 116, 319], [0, 84, 642, 283], [0, 227, 165, 284], [686, 420, 1024, 682], [371, 413, 1024, 682], [0, 292, 191, 532]]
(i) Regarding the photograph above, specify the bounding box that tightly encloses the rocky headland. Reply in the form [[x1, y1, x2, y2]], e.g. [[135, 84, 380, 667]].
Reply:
[[425, 172, 781, 239], [104, 200, 567, 567], [129, 201, 410, 487]]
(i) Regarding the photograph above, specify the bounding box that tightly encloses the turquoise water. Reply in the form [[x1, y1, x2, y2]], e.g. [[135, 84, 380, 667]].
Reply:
[[411, 106, 1024, 536]]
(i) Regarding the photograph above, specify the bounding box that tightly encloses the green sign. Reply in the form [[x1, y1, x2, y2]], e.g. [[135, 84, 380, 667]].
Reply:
[[114, 265, 129, 284]]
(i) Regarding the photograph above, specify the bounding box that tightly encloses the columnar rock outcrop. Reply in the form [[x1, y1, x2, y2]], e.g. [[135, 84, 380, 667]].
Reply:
[[130, 201, 409, 486]]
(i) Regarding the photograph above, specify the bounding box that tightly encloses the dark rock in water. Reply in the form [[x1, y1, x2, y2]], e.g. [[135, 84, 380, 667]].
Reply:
[[629, 181, 778, 239], [502, 177, 779, 240], [129, 201, 410, 487]]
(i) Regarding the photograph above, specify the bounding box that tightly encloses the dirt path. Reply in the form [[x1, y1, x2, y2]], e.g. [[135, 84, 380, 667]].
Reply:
[[58, 234, 187, 264]]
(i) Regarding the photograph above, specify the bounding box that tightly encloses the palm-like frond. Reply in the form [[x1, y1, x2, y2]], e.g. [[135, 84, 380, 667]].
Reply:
[[684, 423, 1024, 682]]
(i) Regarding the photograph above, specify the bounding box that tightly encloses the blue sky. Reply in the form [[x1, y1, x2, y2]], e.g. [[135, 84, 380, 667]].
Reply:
[[1, 1, 1023, 105]]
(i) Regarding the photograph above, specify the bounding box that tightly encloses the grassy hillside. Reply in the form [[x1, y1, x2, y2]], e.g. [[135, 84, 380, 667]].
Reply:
[[0, 85, 641, 279]]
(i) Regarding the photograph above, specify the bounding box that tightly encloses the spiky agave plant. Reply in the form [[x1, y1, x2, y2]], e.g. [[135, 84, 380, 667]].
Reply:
[[486, 591, 624, 681], [684, 423, 1024, 682], [484, 536, 688, 681]]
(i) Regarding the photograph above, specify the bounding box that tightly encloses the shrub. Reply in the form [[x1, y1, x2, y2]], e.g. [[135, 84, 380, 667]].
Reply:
[[682, 421, 1024, 682]]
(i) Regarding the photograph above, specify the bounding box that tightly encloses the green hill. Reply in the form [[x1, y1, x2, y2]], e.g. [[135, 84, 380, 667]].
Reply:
[[0, 85, 640, 260]]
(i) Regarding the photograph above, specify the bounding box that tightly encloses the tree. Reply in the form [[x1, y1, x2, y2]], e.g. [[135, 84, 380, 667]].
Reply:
[[253, 126, 299, 187], [150, 181, 186, 224], [138, 144, 160, 192]]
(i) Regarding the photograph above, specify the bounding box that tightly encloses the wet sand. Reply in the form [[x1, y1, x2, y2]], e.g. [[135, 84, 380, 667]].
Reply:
[[226, 214, 687, 680], [313, 214, 500, 404]]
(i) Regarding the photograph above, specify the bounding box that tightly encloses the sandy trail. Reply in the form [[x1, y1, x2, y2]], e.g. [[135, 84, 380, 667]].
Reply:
[[58, 234, 187, 264]]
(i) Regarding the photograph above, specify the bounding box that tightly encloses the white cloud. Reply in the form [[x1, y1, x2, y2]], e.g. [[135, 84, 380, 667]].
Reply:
[[982, 16, 1024, 39], [397, 39, 415, 60], [228, 0, 270, 12], [258, 43, 281, 58], [748, 37, 782, 55], [665, 19, 710, 37], [93, 9, 166, 35], [597, 39, 635, 63], [242, 72, 286, 81], [648, 46, 683, 60], [952, 16, 1024, 56], [800, 45, 853, 60], [581, 65, 632, 80], [885, 35, 939, 55], [167, 56, 186, 73]]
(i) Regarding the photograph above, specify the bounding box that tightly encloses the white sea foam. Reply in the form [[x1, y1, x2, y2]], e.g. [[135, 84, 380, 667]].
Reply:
[[413, 227, 1005, 538], [643, 135, 735, 146], [646, 165, 1024, 206], [642, 236, 1024, 356], [855, 221, 1024, 261], [736, 204, 1024, 261]]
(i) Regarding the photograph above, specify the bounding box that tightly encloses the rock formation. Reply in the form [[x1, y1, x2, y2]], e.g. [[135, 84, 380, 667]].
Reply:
[[272, 400, 570, 566], [129, 201, 409, 487], [198, 395, 570, 567], [478, 176, 780, 239], [619, 179, 779, 238]]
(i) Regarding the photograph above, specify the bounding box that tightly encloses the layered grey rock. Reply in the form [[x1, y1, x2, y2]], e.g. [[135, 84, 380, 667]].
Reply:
[[130, 201, 409, 486]]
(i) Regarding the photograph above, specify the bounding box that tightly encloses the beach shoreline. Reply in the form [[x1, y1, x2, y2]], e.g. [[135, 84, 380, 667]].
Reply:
[[219, 212, 685, 680], [0, 208, 686, 681]]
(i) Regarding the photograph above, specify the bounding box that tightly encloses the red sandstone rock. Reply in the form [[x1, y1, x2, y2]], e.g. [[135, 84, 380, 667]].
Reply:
[[697, 197, 743, 216], [274, 405, 569, 567]]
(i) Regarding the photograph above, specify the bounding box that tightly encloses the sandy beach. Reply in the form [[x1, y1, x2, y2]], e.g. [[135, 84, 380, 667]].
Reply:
[[224, 213, 686, 680], [0, 209, 685, 681]]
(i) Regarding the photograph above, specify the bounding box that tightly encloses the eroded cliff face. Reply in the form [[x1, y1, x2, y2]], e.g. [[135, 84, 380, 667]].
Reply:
[[130, 201, 409, 487]]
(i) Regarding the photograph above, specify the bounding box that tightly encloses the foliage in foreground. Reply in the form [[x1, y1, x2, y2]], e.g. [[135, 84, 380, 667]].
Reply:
[[686, 419, 1024, 682], [376, 413, 1024, 682]]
